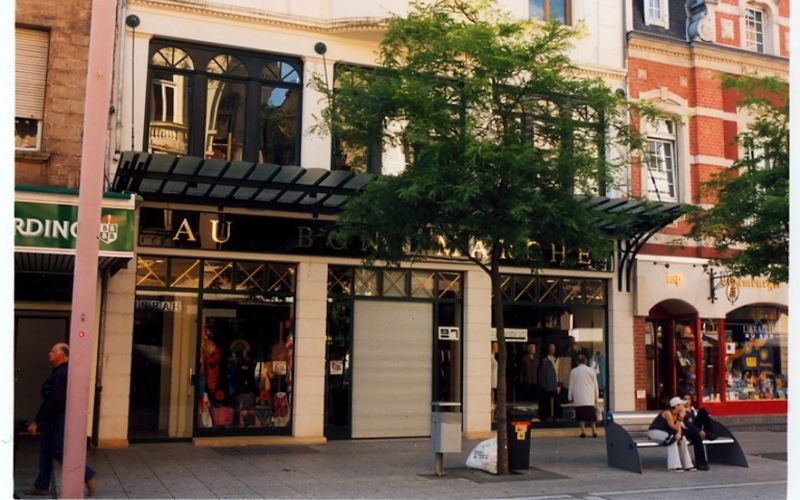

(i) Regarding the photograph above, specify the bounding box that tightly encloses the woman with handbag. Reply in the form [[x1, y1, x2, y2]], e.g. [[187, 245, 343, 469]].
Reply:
[[647, 397, 695, 471]]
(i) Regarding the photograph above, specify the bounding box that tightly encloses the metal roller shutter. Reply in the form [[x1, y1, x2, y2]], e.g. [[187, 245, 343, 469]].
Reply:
[[352, 301, 432, 438], [16, 28, 49, 119]]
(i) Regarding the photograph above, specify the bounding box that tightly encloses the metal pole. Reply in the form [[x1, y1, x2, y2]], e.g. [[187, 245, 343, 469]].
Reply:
[[434, 452, 444, 476], [61, 0, 117, 497]]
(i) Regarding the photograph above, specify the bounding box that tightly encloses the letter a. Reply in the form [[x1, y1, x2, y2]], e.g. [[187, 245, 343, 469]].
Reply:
[[173, 218, 197, 241]]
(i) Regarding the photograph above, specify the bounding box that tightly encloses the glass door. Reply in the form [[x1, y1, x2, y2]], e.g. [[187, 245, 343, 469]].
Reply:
[[129, 292, 197, 440]]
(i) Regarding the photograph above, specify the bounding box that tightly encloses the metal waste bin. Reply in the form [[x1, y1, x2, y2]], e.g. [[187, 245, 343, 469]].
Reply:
[[431, 402, 462, 475], [507, 408, 533, 471]]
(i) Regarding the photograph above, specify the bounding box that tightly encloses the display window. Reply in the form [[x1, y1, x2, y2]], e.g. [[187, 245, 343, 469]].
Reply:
[[724, 305, 788, 402], [495, 274, 608, 427], [131, 255, 296, 439]]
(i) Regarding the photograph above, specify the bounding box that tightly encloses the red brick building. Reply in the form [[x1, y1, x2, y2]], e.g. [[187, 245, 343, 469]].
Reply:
[[626, 0, 789, 416]]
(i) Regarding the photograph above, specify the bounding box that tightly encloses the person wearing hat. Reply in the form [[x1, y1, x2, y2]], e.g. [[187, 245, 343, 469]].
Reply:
[[647, 396, 695, 471]]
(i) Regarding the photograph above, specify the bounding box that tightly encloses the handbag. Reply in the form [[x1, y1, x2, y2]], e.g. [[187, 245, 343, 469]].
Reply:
[[662, 433, 677, 446]]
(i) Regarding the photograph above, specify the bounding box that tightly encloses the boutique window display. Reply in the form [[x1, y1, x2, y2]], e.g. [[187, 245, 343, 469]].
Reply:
[[724, 305, 788, 402], [197, 310, 295, 432], [132, 255, 297, 438]]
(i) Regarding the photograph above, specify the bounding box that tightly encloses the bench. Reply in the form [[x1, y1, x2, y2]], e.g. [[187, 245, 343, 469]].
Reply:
[[605, 411, 748, 473]]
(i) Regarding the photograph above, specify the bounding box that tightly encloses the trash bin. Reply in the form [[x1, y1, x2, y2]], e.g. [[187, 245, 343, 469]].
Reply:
[[431, 406, 462, 453], [507, 408, 533, 471]]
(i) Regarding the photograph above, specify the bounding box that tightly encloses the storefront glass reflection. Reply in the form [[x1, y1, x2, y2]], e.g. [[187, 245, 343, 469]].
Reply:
[[725, 305, 788, 401]]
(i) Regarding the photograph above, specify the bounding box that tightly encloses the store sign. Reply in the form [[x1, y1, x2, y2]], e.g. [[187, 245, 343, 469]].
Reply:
[[491, 328, 528, 342], [139, 207, 611, 271], [438, 326, 460, 341], [15, 201, 134, 253]]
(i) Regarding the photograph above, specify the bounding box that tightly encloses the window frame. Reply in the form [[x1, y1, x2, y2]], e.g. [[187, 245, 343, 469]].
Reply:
[[15, 27, 50, 151], [744, 7, 766, 53], [529, 0, 572, 26], [143, 39, 303, 164], [644, 120, 679, 203], [643, 0, 670, 29]]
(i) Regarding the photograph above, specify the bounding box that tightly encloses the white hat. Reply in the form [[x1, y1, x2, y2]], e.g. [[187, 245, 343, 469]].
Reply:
[[669, 396, 685, 408]]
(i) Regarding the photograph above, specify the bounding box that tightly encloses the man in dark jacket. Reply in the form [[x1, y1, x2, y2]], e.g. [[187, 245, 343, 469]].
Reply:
[[25, 343, 97, 496]]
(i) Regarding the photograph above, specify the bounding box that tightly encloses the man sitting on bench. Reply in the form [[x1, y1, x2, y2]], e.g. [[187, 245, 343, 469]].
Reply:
[[647, 397, 695, 472], [680, 393, 716, 471]]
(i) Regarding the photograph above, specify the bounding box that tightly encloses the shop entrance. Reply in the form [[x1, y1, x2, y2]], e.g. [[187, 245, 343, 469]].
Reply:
[[14, 313, 69, 426], [644, 300, 698, 410]]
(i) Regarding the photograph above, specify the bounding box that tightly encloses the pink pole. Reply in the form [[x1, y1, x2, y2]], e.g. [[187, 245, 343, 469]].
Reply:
[[61, 0, 117, 497]]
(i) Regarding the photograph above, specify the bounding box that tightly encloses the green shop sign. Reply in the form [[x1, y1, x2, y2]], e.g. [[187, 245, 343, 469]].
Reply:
[[15, 201, 134, 253]]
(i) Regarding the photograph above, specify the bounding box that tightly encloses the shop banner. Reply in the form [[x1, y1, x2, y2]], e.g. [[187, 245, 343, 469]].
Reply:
[[15, 201, 134, 253]]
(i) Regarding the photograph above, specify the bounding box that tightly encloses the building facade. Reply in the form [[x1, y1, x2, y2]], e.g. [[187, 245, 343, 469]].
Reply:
[[625, 0, 789, 415], [16, 0, 782, 450]]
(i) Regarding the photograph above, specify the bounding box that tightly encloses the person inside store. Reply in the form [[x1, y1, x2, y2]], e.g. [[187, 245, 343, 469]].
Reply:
[[567, 354, 599, 438], [519, 343, 540, 403], [538, 343, 559, 425], [24, 343, 98, 496], [647, 396, 695, 472]]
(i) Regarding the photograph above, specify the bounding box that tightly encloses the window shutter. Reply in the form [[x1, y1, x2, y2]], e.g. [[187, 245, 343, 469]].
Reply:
[[16, 28, 49, 120]]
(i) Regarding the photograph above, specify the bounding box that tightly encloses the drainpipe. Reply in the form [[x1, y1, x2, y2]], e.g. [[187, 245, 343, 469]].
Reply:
[[91, 269, 109, 448]]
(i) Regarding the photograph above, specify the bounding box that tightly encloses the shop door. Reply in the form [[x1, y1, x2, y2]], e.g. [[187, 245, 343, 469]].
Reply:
[[129, 293, 197, 440], [324, 297, 352, 440], [645, 317, 697, 410], [14, 315, 69, 425], [352, 301, 432, 438]]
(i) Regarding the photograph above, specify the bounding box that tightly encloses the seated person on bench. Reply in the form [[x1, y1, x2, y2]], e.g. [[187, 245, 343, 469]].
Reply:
[[680, 393, 715, 471], [647, 397, 695, 472]]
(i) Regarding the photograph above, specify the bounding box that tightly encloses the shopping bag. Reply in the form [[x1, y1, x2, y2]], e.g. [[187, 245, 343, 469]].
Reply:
[[465, 437, 497, 474]]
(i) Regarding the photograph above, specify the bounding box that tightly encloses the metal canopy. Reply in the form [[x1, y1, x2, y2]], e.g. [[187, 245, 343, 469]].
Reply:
[[111, 152, 684, 290], [582, 196, 686, 292], [112, 151, 375, 214]]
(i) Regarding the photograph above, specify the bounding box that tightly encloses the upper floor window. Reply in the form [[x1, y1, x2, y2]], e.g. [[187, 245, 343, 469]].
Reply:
[[644, 120, 678, 202], [15, 28, 50, 150], [644, 0, 669, 28], [529, 0, 571, 25], [146, 41, 302, 165], [744, 8, 765, 53]]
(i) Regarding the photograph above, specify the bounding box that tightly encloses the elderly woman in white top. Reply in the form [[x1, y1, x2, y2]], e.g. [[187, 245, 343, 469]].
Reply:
[[568, 353, 599, 438]]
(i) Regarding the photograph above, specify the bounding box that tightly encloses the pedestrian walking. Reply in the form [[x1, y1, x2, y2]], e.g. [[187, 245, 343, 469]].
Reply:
[[24, 343, 98, 497], [567, 354, 599, 438]]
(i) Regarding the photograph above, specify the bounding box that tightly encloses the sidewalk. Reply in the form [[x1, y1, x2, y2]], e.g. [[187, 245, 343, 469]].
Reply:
[[13, 431, 787, 499]]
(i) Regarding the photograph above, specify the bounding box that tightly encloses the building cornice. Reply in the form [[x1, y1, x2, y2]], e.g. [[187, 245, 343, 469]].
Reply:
[[627, 32, 788, 78], [131, 0, 390, 34]]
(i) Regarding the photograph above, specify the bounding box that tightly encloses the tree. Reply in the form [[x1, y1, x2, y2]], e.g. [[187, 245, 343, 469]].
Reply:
[[690, 75, 789, 283], [315, 0, 639, 474]]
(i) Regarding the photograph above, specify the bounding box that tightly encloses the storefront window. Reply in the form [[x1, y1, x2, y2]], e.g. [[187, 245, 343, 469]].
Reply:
[[496, 274, 607, 426], [133, 255, 297, 437], [725, 305, 788, 401], [701, 320, 720, 403], [199, 296, 294, 432]]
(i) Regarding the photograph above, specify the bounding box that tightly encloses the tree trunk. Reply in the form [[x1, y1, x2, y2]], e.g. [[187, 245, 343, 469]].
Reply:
[[490, 250, 509, 475]]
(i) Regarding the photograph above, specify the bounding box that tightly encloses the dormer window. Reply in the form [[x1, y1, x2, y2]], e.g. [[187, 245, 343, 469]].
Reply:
[[644, 0, 669, 29]]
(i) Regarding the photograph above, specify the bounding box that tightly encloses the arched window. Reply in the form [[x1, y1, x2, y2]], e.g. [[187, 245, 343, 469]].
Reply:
[[144, 41, 302, 163]]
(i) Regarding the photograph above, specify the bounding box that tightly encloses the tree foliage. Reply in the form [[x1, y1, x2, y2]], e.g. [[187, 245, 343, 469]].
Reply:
[[315, 0, 646, 474], [690, 75, 789, 283]]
